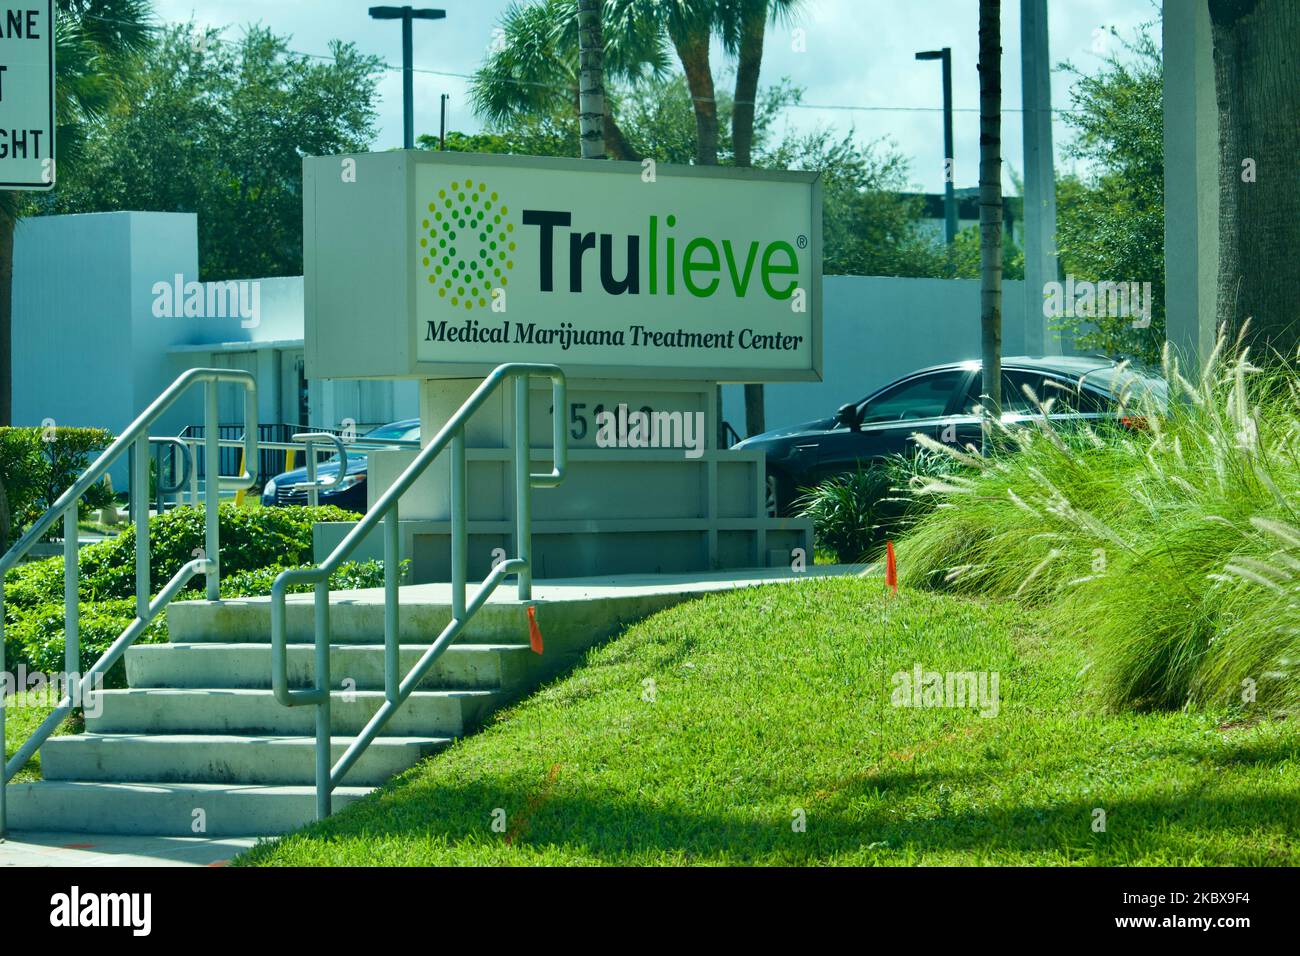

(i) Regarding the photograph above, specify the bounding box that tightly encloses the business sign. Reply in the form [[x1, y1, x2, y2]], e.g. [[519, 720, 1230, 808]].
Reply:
[[305, 151, 822, 382], [0, 2, 55, 190]]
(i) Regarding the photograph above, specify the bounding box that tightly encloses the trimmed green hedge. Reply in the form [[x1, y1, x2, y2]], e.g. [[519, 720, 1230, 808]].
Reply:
[[3, 504, 402, 686]]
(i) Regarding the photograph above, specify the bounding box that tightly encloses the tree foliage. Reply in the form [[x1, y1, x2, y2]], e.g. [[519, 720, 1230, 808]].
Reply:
[[37, 24, 383, 280], [1053, 27, 1164, 364]]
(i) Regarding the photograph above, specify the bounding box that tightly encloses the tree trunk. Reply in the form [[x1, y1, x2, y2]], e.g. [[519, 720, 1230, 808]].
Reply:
[[732, 2, 765, 168], [978, 0, 1003, 452], [604, 113, 640, 162], [671, 27, 719, 166], [577, 0, 607, 160], [736, 1, 767, 436], [1208, 0, 1300, 360]]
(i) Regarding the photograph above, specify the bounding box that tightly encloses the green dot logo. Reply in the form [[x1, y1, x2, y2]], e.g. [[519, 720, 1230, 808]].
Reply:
[[421, 179, 516, 310]]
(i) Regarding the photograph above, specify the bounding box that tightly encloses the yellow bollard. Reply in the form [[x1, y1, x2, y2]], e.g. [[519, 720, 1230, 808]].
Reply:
[[234, 450, 247, 507]]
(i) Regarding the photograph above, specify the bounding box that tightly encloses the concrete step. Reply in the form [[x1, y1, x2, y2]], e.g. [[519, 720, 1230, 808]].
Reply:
[[3, 780, 372, 836], [126, 642, 533, 692], [40, 733, 450, 786], [87, 688, 497, 737]]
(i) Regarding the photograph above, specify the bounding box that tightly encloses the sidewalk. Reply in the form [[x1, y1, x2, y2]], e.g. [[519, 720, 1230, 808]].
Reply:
[[0, 832, 258, 867]]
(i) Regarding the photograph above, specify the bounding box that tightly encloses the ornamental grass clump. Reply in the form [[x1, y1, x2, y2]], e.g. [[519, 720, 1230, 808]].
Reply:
[[897, 331, 1299, 713]]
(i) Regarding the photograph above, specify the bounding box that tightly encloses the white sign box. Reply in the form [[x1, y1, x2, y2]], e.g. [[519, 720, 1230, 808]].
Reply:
[[305, 151, 822, 382], [0, 2, 55, 190]]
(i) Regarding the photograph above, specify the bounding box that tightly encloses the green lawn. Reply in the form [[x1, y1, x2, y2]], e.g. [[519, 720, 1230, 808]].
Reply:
[[3, 691, 77, 782], [239, 576, 1300, 866]]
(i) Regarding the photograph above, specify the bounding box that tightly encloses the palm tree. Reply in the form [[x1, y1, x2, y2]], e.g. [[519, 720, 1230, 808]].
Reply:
[[577, 0, 607, 159], [717, 0, 802, 436], [1208, 0, 1300, 360], [977, 0, 1002, 452], [617, 0, 719, 166], [471, 0, 670, 161], [1, 0, 155, 428]]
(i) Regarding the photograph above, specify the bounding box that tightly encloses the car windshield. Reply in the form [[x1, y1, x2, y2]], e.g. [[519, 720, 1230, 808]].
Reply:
[[318, 423, 419, 467], [858, 370, 965, 424], [361, 423, 420, 444], [1080, 365, 1168, 409]]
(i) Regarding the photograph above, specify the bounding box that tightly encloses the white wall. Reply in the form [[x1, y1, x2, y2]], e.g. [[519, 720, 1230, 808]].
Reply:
[[11, 213, 419, 459], [723, 274, 1063, 433]]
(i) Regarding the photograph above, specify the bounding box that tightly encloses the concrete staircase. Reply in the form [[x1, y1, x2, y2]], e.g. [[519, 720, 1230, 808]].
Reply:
[[6, 569, 843, 838], [6, 592, 566, 837]]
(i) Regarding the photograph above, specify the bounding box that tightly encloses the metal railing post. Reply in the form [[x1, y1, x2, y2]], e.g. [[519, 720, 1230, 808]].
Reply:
[[314, 582, 332, 821], [205, 383, 221, 599], [384, 504, 400, 703], [133, 437, 150, 618], [63, 510, 79, 681], [514, 374, 532, 600], [265, 364, 565, 818], [0, 369, 258, 813], [304, 437, 319, 508], [188, 440, 200, 507], [450, 433, 467, 620]]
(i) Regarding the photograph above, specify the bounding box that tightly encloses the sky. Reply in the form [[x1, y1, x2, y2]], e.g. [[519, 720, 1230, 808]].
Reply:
[[152, 0, 1163, 194]]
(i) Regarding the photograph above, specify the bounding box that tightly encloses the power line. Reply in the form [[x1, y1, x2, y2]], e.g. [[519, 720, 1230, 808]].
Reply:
[[80, 11, 1081, 116]]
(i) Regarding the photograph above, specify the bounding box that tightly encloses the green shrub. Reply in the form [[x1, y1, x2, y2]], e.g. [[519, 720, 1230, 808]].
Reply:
[[2, 504, 383, 683], [8, 599, 168, 687], [3, 503, 357, 609], [897, 335, 1300, 714], [796, 468, 892, 563], [0, 426, 115, 548], [797, 450, 972, 564], [217, 558, 405, 598]]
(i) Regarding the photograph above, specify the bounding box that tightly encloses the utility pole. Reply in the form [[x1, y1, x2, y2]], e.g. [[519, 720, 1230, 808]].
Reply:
[[439, 93, 448, 149], [369, 6, 446, 149], [1021, 0, 1059, 354], [978, 0, 1003, 452], [916, 47, 958, 257]]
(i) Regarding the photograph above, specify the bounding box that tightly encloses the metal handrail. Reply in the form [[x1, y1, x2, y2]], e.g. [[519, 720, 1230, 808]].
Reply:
[[289, 432, 350, 506], [0, 368, 258, 839], [270, 363, 567, 820]]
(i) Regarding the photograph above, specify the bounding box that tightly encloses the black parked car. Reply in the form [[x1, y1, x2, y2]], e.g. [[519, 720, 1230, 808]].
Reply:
[[734, 356, 1166, 516], [261, 419, 420, 514]]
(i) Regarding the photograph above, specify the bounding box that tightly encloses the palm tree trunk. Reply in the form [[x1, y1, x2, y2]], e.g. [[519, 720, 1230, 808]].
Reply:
[[604, 114, 640, 161], [671, 27, 719, 166], [1208, 0, 1300, 360], [735, 0, 767, 437], [978, 0, 1003, 452], [577, 0, 607, 160]]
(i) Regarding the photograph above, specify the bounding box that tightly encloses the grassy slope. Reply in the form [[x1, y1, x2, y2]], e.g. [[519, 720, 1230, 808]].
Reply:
[[237, 576, 1299, 865], [3, 693, 76, 781]]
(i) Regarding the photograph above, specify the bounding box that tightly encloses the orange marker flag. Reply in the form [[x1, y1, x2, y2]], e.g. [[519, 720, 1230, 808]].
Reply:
[[885, 540, 898, 594], [527, 605, 544, 655]]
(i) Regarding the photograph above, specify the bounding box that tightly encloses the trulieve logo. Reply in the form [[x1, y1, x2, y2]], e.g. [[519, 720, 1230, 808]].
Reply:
[[420, 183, 804, 312], [420, 179, 517, 312], [520, 210, 801, 300]]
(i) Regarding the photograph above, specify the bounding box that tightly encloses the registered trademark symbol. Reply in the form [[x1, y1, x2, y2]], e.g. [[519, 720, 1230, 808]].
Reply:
[[796, 234, 807, 249]]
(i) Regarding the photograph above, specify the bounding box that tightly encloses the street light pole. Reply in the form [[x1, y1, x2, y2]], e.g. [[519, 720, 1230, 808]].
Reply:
[[916, 47, 958, 250], [369, 6, 446, 150]]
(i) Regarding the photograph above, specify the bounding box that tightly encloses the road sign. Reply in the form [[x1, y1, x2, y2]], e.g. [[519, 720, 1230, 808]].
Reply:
[[0, 2, 55, 190]]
